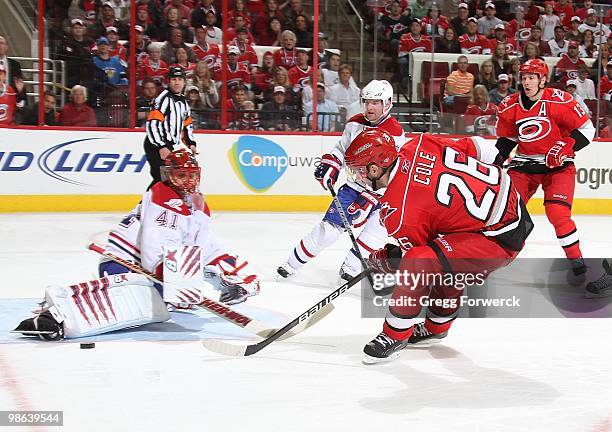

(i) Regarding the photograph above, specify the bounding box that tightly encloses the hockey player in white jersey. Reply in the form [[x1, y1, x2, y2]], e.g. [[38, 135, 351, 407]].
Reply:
[[277, 80, 408, 281], [14, 150, 260, 340]]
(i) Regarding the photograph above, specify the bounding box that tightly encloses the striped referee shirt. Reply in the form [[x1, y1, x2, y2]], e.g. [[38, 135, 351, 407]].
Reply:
[[145, 89, 197, 149]]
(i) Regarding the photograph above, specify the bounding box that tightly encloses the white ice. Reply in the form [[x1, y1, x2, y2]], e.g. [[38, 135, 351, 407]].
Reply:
[[1, 212, 612, 432]]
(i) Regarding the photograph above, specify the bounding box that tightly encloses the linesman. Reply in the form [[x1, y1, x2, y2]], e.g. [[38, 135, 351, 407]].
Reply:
[[144, 66, 197, 188]]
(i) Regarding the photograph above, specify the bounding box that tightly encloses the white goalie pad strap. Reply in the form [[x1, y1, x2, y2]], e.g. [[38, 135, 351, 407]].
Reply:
[[45, 273, 170, 339]]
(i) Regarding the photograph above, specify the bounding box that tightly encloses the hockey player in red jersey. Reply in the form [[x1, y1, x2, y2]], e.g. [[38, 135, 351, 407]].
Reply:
[[495, 59, 595, 274], [277, 80, 407, 282], [343, 131, 533, 364]]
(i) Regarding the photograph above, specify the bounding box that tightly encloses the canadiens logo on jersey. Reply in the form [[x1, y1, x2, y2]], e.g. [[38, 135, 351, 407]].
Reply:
[[164, 249, 178, 272]]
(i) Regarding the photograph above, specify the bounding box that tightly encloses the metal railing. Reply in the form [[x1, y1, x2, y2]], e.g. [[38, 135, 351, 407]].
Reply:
[[336, 0, 364, 82], [7, 0, 37, 33], [10, 57, 67, 106]]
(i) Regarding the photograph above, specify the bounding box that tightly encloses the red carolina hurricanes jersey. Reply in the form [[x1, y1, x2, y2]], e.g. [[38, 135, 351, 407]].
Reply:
[[380, 134, 522, 250], [193, 43, 220, 70], [555, 54, 586, 82], [214, 63, 250, 88], [137, 58, 169, 85], [489, 37, 518, 55], [600, 76, 612, 99], [288, 65, 312, 89], [0, 84, 17, 125], [398, 34, 432, 56], [109, 43, 127, 61], [459, 33, 491, 54], [496, 88, 589, 159], [273, 48, 298, 70], [506, 19, 532, 43], [234, 43, 258, 69]]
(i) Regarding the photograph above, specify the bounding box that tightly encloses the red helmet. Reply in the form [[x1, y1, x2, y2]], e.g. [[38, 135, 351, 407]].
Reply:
[[161, 150, 201, 195], [519, 59, 549, 81], [345, 129, 397, 184]]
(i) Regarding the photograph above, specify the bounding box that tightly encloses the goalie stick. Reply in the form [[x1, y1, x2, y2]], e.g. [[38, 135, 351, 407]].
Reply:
[[88, 243, 333, 340], [328, 180, 393, 296], [202, 269, 370, 357]]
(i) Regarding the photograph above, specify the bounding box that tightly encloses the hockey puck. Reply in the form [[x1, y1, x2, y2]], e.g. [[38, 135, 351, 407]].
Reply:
[[80, 343, 96, 349]]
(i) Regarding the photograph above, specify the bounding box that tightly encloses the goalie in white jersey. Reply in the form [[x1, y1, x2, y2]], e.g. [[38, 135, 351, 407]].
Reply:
[[277, 80, 407, 281], [13, 150, 260, 340]]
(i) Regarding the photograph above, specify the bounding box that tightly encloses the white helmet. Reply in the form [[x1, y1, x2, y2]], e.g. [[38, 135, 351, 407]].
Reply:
[[360, 79, 394, 124]]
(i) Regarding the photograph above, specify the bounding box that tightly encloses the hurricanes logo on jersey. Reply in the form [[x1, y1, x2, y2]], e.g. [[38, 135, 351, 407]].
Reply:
[[379, 202, 398, 225], [517, 116, 552, 143], [0, 104, 7, 121], [517, 28, 531, 41]]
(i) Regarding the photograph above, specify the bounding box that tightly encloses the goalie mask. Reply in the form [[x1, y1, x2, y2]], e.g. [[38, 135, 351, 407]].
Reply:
[[161, 150, 201, 196], [345, 129, 397, 190]]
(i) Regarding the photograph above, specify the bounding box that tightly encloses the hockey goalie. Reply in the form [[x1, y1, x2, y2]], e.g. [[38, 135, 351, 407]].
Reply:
[[14, 150, 260, 340]]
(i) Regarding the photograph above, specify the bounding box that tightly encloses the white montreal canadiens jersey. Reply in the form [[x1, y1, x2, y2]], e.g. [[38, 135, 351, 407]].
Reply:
[[331, 113, 407, 192]]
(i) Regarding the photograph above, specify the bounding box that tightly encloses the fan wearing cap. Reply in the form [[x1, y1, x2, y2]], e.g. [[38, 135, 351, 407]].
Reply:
[[124, 25, 151, 63], [93, 36, 128, 85], [488, 73, 516, 105], [213, 45, 250, 90], [144, 66, 197, 188], [566, 16, 583, 42], [554, 40, 586, 83], [0, 63, 17, 125], [397, 19, 432, 89], [287, 48, 312, 91], [58, 18, 94, 87], [489, 24, 518, 55], [578, 9, 611, 45], [459, 17, 491, 55], [495, 58, 596, 274], [477, 3, 502, 38], [261, 85, 299, 131], [450, 2, 470, 37], [506, 6, 533, 44], [105, 26, 127, 62], [548, 25, 568, 57], [599, 60, 612, 101], [564, 80, 591, 116], [536, 2, 561, 42], [89, 1, 128, 40]]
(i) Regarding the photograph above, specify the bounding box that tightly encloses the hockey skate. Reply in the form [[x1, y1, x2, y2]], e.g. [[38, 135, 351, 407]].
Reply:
[[12, 310, 64, 341], [362, 331, 409, 364], [276, 262, 296, 280], [405, 322, 448, 347], [585, 260, 612, 298]]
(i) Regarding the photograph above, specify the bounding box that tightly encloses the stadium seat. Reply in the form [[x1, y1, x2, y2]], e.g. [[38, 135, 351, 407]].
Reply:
[[422, 61, 450, 79]]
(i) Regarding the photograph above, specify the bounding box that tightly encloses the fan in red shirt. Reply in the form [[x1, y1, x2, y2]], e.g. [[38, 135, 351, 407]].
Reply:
[[193, 26, 221, 70], [459, 17, 491, 54], [554, 0, 574, 28], [397, 19, 432, 57], [226, 14, 256, 45], [420, 7, 449, 38], [575, 0, 594, 21], [273, 31, 298, 69], [213, 45, 251, 89], [287, 48, 312, 91], [343, 130, 532, 364], [106, 26, 127, 62], [600, 61, 612, 100], [137, 45, 169, 86], [0, 65, 16, 125], [59, 85, 97, 127], [554, 40, 586, 83], [489, 24, 518, 54], [495, 59, 596, 273], [507, 6, 533, 44], [463, 84, 497, 135], [232, 30, 259, 70]]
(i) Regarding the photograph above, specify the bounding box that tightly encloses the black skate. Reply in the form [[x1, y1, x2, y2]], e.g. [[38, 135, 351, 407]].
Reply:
[[362, 331, 409, 364], [585, 260, 612, 298], [12, 311, 64, 341], [276, 262, 296, 279], [219, 285, 249, 305], [406, 322, 448, 347], [571, 258, 587, 276]]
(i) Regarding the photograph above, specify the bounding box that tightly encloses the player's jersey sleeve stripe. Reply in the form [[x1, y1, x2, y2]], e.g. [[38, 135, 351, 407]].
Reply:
[[483, 191, 522, 237], [486, 170, 511, 227]]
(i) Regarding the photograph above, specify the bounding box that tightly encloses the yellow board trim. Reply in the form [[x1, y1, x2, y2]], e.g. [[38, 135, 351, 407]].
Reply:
[[1, 195, 612, 214]]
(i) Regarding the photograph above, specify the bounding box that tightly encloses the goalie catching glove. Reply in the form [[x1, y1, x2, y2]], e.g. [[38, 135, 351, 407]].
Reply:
[[545, 137, 575, 169], [314, 154, 342, 190], [368, 243, 403, 274]]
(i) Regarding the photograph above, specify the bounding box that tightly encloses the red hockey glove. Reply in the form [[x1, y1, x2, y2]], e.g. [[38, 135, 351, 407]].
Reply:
[[347, 191, 380, 228], [545, 137, 575, 169], [314, 153, 342, 190], [369, 244, 403, 274]]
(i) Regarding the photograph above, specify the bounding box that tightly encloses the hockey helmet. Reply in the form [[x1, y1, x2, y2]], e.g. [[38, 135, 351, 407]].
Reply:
[[161, 150, 201, 195], [519, 59, 549, 82], [345, 129, 397, 186], [167, 66, 187, 79], [360, 79, 394, 123]]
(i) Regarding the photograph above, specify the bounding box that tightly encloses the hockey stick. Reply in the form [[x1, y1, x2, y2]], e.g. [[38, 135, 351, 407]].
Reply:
[[202, 269, 370, 356], [327, 180, 393, 296], [88, 243, 333, 340]]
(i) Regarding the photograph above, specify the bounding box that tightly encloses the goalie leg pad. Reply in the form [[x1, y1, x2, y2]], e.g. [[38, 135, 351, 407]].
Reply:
[[43, 273, 170, 339]]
